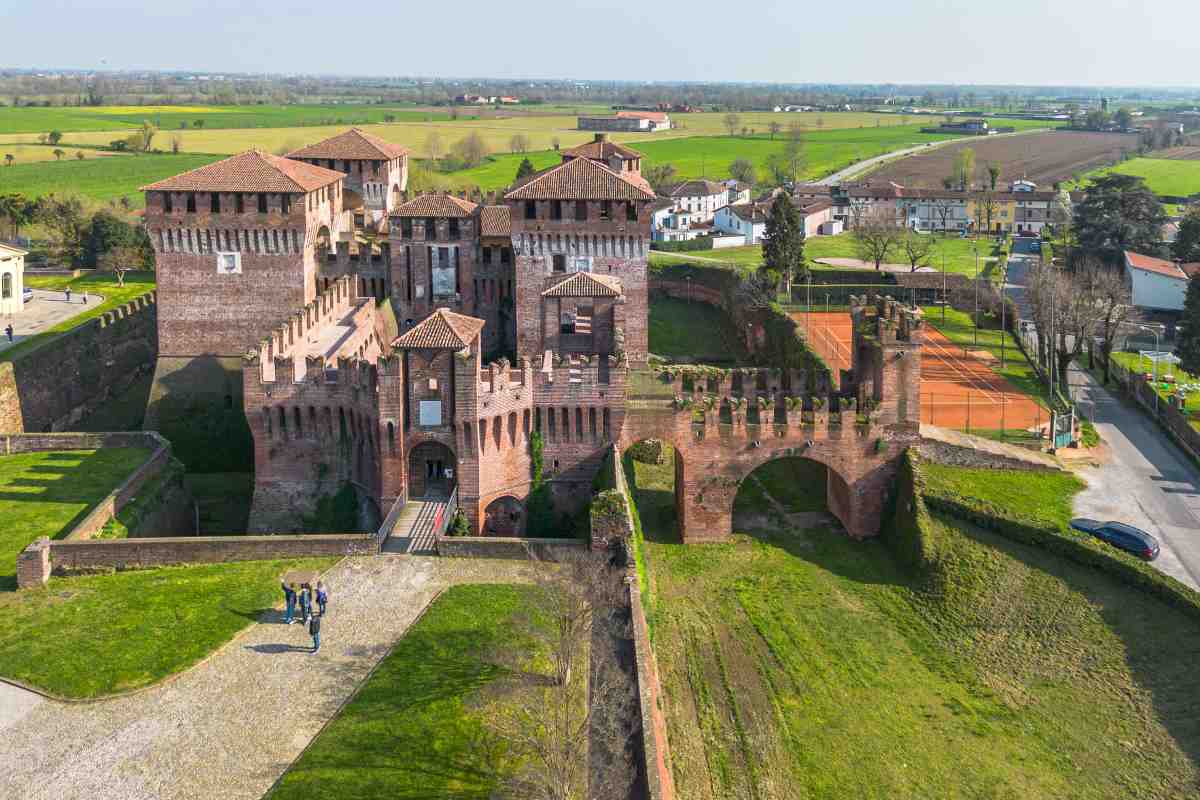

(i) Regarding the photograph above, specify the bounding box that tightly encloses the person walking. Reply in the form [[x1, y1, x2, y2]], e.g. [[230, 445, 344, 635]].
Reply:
[[64, 287, 72, 304], [282, 581, 296, 624], [299, 584, 312, 625], [316, 581, 328, 616], [309, 611, 322, 654], [4, 324, 12, 343]]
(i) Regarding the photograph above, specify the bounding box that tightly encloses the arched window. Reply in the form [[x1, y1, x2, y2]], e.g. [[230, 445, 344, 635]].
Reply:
[[1, 273, 11, 300]]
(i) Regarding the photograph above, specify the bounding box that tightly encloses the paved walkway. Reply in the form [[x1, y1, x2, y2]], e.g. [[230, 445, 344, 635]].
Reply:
[[0, 556, 541, 800], [0, 290, 102, 352]]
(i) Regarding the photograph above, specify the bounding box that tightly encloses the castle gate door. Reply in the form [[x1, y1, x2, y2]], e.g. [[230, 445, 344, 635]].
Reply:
[[408, 441, 457, 499]]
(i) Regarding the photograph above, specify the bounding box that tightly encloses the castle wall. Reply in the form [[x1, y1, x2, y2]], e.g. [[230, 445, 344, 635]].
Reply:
[[0, 292, 157, 434]]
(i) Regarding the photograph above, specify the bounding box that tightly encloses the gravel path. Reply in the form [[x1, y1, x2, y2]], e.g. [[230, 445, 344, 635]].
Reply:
[[0, 556, 542, 800]]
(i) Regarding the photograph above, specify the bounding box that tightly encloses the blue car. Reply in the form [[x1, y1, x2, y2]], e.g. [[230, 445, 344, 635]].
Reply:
[[1070, 519, 1160, 561]]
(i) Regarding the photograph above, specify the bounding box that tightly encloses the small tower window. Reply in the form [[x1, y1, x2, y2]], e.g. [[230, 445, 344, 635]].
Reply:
[[235, 193, 244, 213], [163, 193, 173, 213], [258, 194, 268, 213], [550, 200, 562, 220], [552, 254, 566, 273], [448, 218, 460, 239], [281, 194, 291, 214], [524, 200, 536, 220], [210, 193, 220, 213], [599, 200, 611, 221], [574, 200, 587, 221], [186, 193, 196, 213], [626, 201, 637, 221]]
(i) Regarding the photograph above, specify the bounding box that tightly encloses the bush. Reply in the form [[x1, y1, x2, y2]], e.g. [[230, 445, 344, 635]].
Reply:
[[650, 237, 715, 253]]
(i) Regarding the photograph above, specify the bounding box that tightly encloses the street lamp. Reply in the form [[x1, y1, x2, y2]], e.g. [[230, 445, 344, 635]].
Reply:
[[973, 242, 980, 345], [1139, 324, 1162, 413], [685, 275, 692, 304]]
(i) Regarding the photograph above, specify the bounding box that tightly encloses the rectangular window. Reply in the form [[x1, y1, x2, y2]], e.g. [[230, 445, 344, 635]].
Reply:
[[426, 218, 438, 240], [235, 193, 244, 213], [600, 200, 611, 221], [500, 247, 511, 265], [418, 400, 442, 427], [551, 200, 562, 220], [483, 246, 493, 265], [281, 194, 291, 214], [216, 251, 242, 275], [552, 254, 566, 273], [372, 160, 381, 172], [575, 200, 587, 221], [186, 193, 196, 213], [560, 311, 576, 334], [163, 193, 173, 213], [448, 218, 460, 239], [525, 200, 536, 220], [626, 202, 637, 221], [258, 194, 268, 214], [210, 193, 220, 213]]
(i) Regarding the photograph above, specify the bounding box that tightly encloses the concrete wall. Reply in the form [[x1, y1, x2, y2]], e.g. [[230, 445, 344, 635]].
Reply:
[[0, 292, 157, 434], [435, 536, 586, 559]]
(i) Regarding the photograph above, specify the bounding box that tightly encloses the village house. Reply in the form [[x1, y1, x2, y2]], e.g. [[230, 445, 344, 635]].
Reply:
[[1123, 251, 1200, 312]]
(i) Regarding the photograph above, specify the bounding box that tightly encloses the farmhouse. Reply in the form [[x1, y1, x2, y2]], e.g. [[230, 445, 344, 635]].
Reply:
[[577, 111, 670, 132]]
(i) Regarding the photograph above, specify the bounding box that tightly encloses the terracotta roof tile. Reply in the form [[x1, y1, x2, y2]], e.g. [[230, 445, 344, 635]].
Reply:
[[393, 308, 486, 350], [504, 157, 655, 201], [392, 193, 478, 218], [1125, 251, 1187, 280], [141, 150, 344, 193], [562, 138, 644, 161], [668, 180, 726, 197], [286, 128, 410, 160], [479, 205, 511, 237], [541, 272, 623, 298]]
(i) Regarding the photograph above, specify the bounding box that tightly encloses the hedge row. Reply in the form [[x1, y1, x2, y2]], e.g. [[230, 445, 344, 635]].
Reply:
[[924, 492, 1200, 624], [650, 237, 715, 253]]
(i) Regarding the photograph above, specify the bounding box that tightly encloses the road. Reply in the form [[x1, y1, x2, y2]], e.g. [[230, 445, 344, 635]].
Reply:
[[1005, 240, 1200, 589], [817, 128, 1050, 186]]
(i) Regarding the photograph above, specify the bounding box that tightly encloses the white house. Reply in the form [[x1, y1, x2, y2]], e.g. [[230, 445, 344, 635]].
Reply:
[[0, 243, 26, 316], [724, 180, 752, 207], [715, 203, 770, 244], [666, 180, 729, 224], [1124, 251, 1190, 311]]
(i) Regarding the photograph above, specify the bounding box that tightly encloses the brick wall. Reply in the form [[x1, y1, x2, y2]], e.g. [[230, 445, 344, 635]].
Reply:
[[0, 293, 157, 434], [434, 536, 586, 559]]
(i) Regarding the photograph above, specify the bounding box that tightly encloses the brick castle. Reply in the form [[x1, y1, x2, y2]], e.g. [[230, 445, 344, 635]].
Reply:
[[141, 129, 922, 539]]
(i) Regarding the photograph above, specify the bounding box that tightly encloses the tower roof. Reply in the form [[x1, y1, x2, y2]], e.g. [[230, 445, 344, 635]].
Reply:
[[541, 272, 623, 298], [562, 135, 643, 162], [391, 193, 478, 218], [393, 308, 486, 350], [141, 150, 345, 193], [479, 205, 512, 237], [286, 128, 410, 161], [504, 156, 655, 202]]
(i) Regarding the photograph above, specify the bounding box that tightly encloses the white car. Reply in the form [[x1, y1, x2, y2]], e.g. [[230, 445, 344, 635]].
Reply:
[[22, 287, 33, 304]]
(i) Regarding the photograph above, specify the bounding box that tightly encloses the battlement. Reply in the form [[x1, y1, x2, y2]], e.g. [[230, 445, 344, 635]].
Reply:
[[244, 275, 361, 382], [98, 291, 157, 327], [849, 294, 924, 345]]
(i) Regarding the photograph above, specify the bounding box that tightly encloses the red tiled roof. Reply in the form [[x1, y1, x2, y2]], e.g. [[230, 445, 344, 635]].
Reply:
[[141, 150, 345, 193], [541, 272, 622, 298], [392, 193, 478, 218], [1181, 262, 1200, 279], [562, 138, 643, 161], [1125, 251, 1187, 280], [617, 110, 668, 122], [479, 205, 511, 237], [799, 199, 834, 214], [393, 308, 486, 350], [667, 180, 726, 197], [505, 156, 655, 201], [286, 128, 410, 160]]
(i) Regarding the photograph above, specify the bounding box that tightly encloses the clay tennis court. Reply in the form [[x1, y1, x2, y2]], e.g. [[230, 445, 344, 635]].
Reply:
[[794, 310, 1046, 432]]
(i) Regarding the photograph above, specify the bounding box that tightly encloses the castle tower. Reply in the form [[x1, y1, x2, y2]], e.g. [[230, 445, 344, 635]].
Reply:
[[287, 128, 410, 221], [504, 155, 655, 365], [141, 150, 348, 467]]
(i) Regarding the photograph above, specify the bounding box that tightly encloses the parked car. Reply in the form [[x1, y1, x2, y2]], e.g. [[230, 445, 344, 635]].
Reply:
[[1069, 518, 1160, 561], [22, 287, 33, 304]]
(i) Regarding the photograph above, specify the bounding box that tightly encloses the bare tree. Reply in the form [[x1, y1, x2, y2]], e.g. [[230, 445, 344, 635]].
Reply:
[[974, 188, 999, 236], [851, 210, 902, 270], [425, 131, 443, 163], [509, 134, 530, 154], [768, 121, 782, 140], [951, 146, 976, 190], [723, 112, 740, 136], [170, 135, 182, 154], [932, 197, 956, 234], [728, 157, 755, 186], [99, 245, 141, 286], [1081, 258, 1135, 383], [900, 231, 936, 271], [139, 119, 157, 152]]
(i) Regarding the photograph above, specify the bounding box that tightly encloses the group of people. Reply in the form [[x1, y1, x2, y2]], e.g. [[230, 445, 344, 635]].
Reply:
[[281, 580, 329, 653]]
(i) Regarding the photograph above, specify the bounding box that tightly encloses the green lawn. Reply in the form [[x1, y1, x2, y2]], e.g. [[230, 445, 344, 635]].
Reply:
[[0, 557, 336, 697], [434, 149, 562, 190], [0, 153, 220, 205], [921, 461, 1084, 530], [1110, 350, 1200, 417], [266, 584, 545, 799], [0, 448, 150, 584], [1078, 156, 1200, 198], [627, 450, 1200, 799], [8, 270, 157, 362], [923, 305, 1047, 404], [649, 295, 747, 364]]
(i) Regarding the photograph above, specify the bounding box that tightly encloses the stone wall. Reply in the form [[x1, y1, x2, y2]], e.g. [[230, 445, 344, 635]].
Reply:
[[434, 536, 586, 560], [18, 533, 377, 587], [0, 292, 157, 434], [917, 424, 1062, 472], [1107, 357, 1200, 465]]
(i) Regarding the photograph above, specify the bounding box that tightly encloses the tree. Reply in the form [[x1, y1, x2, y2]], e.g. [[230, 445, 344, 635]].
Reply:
[[900, 231, 936, 271], [4, 154, 12, 167], [192, 119, 205, 128], [98, 244, 144, 286], [974, 189, 1000, 235], [1113, 108, 1133, 130], [139, 120, 157, 152], [170, 135, 182, 154], [34, 194, 88, 267], [723, 112, 740, 136], [425, 131, 443, 163], [515, 158, 536, 184], [452, 133, 490, 168], [1179, 275, 1200, 377], [53, 148, 64, 161], [768, 121, 782, 140], [644, 163, 677, 195], [0, 194, 35, 239], [1086, 259, 1134, 383], [932, 197, 956, 234], [728, 157, 755, 186], [47, 130, 62, 145], [951, 147, 976, 190], [761, 194, 806, 293], [1074, 173, 1167, 263], [509, 134, 530, 154], [1172, 208, 1200, 263], [552, 137, 560, 151], [851, 210, 902, 270], [75, 150, 85, 160], [986, 162, 1001, 191]]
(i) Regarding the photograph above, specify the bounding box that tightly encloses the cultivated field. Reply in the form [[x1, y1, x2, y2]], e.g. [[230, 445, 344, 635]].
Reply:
[[867, 130, 1139, 187], [0, 153, 219, 206], [1152, 146, 1200, 160], [1077, 155, 1200, 198]]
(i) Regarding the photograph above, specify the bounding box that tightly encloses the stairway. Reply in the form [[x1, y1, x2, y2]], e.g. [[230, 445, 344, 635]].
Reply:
[[380, 495, 449, 555]]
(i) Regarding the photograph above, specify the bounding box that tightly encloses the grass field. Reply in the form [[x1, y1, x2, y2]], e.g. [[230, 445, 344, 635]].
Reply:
[[0, 143, 129, 164], [0, 447, 149, 582], [0, 153, 219, 206], [265, 583, 555, 799], [0, 557, 336, 697], [9, 271, 158, 362], [1109, 350, 1200, 421], [628, 450, 1200, 799], [649, 295, 747, 363], [1078, 156, 1200, 198]]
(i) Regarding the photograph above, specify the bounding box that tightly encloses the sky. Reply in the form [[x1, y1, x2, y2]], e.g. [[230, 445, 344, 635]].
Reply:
[[5, 0, 1199, 88]]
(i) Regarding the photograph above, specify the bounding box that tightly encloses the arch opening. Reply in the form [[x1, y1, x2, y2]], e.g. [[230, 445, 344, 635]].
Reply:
[[483, 496, 525, 537], [407, 441, 456, 499], [731, 457, 840, 535]]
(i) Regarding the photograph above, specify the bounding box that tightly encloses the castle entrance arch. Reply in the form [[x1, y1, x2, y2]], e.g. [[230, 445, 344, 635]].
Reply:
[[730, 456, 846, 533], [483, 496, 524, 536], [408, 441, 456, 499]]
